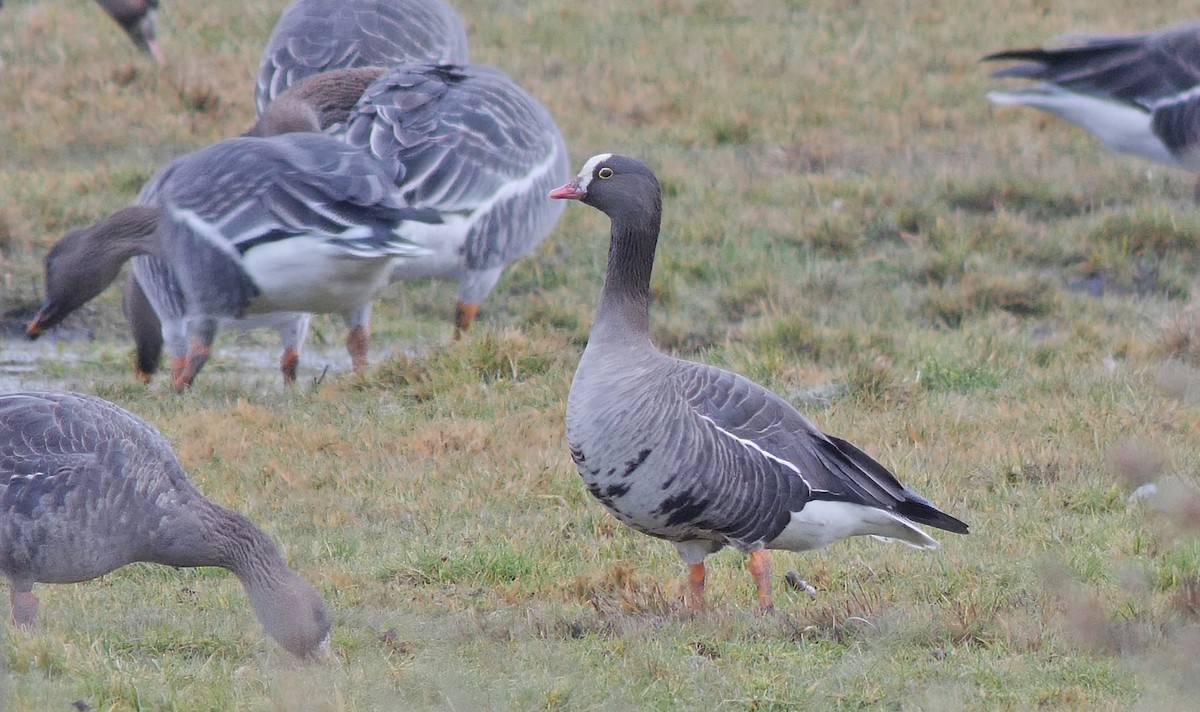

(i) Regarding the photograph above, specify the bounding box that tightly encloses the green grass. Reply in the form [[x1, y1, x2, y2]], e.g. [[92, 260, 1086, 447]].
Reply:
[[6, 0, 1200, 709]]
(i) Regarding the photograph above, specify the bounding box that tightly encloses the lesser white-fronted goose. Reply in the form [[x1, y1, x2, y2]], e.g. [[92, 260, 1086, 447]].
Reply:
[[255, 0, 469, 115], [0, 390, 330, 658], [550, 154, 969, 610], [984, 20, 1200, 170], [28, 132, 440, 389]]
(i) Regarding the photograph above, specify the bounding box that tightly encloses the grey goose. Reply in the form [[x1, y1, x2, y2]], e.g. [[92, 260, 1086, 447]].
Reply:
[[336, 63, 571, 336], [255, 0, 470, 115], [122, 62, 569, 363], [0, 391, 331, 658], [28, 132, 441, 389], [550, 154, 969, 610], [984, 20, 1200, 171]]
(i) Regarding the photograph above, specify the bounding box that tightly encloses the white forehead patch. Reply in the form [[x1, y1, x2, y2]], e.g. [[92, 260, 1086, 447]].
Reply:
[[575, 153, 614, 194]]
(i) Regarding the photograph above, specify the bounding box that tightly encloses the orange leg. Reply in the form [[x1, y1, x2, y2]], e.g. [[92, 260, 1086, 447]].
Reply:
[[454, 302, 480, 340], [748, 549, 774, 611], [687, 563, 707, 612], [169, 356, 187, 385], [346, 325, 370, 374], [279, 346, 300, 385], [133, 363, 154, 384], [11, 589, 38, 629], [174, 338, 210, 391]]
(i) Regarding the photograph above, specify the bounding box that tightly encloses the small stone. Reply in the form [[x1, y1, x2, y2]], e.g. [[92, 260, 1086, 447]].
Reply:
[[1129, 483, 1159, 503], [784, 571, 817, 598], [932, 647, 946, 661]]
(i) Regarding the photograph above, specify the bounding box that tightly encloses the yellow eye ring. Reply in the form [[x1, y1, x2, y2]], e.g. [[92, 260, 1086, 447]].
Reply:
[[598, 167, 614, 179]]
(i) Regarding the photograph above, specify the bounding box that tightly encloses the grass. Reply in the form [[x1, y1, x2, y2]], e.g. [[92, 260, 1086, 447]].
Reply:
[[5, 0, 1200, 708]]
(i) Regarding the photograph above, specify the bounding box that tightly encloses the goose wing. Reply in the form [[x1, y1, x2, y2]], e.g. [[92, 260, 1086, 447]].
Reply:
[[155, 134, 440, 316], [670, 360, 967, 535], [985, 21, 1200, 106], [340, 64, 569, 266]]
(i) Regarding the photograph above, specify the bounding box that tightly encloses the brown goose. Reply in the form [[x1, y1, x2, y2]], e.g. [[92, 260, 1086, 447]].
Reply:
[[550, 154, 969, 611], [0, 391, 331, 658]]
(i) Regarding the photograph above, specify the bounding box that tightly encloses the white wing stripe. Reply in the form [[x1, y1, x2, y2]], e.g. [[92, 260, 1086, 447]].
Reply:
[[696, 413, 810, 488]]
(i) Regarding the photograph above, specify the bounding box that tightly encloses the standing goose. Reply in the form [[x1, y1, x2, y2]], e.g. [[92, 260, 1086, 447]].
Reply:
[[338, 63, 571, 335], [550, 155, 969, 610], [197, 63, 569, 338], [254, 0, 470, 115], [984, 20, 1200, 171], [28, 132, 440, 389], [0, 391, 331, 659]]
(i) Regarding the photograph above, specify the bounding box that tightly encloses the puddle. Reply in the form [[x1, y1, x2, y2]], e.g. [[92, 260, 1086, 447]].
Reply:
[[0, 329, 363, 393]]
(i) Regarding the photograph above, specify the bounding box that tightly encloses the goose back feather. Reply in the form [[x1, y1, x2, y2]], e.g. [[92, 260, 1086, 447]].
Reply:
[[255, 0, 470, 114], [339, 63, 570, 330]]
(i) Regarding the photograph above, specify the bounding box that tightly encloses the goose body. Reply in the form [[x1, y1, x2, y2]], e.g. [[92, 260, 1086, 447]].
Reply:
[[46, 62, 566, 384], [255, 0, 470, 115], [29, 132, 440, 388], [984, 20, 1200, 170], [338, 63, 571, 334], [551, 154, 968, 610], [0, 391, 331, 658]]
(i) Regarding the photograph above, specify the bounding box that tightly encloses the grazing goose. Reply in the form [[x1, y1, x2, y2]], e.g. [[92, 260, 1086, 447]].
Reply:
[[551, 155, 969, 611], [0, 391, 331, 659], [94, 0, 163, 62], [79, 62, 565, 385], [28, 132, 440, 389], [984, 20, 1200, 171], [255, 0, 470, 115]]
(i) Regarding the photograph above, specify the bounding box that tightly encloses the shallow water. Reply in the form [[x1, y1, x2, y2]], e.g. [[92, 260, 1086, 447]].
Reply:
[[0, 328, 360, 393]]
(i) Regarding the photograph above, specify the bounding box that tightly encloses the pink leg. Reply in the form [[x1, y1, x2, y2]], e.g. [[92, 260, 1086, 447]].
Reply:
[[169, 357, 187, 386], [454, 302, 480, 341], [174, 337, 210, 391]]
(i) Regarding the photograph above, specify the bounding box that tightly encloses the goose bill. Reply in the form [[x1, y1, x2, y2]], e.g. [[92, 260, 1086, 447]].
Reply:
[[549, 179, 584, 200]]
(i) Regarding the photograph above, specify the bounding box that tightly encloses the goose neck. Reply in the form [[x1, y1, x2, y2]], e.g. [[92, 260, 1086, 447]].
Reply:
[[592, 219, 658, 341]]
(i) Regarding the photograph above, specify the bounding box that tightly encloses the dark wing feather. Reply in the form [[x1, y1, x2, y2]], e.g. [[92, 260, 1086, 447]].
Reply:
[[670, 359, 968, 535], [984, 21, 1200, 105], [1150, 91, 1200, 160]]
